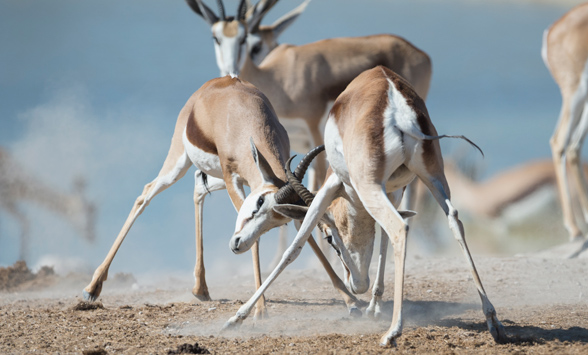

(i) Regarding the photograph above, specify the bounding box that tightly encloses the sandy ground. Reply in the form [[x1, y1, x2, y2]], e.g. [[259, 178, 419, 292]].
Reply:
[[1, 242, 588, 355]]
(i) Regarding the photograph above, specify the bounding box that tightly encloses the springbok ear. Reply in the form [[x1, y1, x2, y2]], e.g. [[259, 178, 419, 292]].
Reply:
[[250, 137, 275, 184], [270, 0, 311, 39], [186, 0, 219, 26], [273, 204, 309, 220], [398, 210, 417, 220], [246, 0, 277, 32]]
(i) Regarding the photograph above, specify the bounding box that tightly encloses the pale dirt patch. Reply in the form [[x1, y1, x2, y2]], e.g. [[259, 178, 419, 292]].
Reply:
[[1, 252, 587, 354]]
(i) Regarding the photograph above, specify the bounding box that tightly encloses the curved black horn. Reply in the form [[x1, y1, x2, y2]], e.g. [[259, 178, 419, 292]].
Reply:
[[237, 0, 248, 21], [274, 145, 325, 205], [274, 156, 300, 205], [294, 145, 325, 182], [286, 156, 315, 206], [216, 0, 226, 20]]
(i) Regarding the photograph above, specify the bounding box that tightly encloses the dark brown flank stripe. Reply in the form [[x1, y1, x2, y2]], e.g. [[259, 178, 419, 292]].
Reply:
[[185, 111, 217, 155]]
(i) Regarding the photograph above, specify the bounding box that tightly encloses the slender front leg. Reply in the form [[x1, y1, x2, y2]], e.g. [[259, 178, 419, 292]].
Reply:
[[192, 171, 226, 301], [304, 228, 361, 317], [223, 174, 342, 329], [251, 240, 268, 319], [84, 152, 192, 301], [366, 227, 388, 320]]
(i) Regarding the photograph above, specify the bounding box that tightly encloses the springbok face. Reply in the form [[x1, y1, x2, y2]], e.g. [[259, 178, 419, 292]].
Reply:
[[229, 139, 297, 254], [187, 0, 280, 75], [231, 185, 288, 253], [230, 140, 318, 254], [246, 30, 274, 66], [211, 20, 248, 76]]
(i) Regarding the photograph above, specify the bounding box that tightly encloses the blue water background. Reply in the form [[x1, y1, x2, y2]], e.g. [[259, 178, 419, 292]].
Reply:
[[0, 0, 580, 279]]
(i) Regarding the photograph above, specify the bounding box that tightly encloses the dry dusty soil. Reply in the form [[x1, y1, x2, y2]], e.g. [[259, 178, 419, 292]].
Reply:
[[1, 244, 588, 354]]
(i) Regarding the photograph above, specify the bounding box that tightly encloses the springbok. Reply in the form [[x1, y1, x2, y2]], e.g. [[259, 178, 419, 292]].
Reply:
[[186, 0, 432, 191], [0, 147, 96, 261], [82, 76, 360, 318], [223, 66, 506, 346], [543, 2, 588, 254]]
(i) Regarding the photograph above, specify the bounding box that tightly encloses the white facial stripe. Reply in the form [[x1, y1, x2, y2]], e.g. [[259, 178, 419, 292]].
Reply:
[[234, 189, 272, 234], [212, 22, 247, 76]]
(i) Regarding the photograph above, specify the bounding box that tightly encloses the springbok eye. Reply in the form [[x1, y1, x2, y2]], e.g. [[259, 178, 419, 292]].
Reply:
[[256, 196, 265, 210], [251, 43, 262, 55], [212, 36, 220, 45], [326, 235, 333, 245]]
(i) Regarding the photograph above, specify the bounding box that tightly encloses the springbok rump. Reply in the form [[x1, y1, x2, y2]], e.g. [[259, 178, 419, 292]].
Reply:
[[0, 147, 95, 261], [543, 2, 588, 257], [222, 66, 506, 346], [83, 76, 360, 319]]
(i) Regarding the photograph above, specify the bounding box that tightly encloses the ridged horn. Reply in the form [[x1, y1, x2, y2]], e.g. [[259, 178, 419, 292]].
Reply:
[[287, 145, 325, 206], [274, 145, 325, 205], [237, 0, 248, 21], [216, 0, 226, 20]]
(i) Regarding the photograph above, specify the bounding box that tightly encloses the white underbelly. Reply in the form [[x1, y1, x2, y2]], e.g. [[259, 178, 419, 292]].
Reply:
[[182, 130, 223, 178]]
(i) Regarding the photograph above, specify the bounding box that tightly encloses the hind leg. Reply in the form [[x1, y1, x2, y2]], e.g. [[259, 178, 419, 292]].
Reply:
[[192, 171, 226, 301], [566, 99, 588, 232], [84, 152, 192, 301], [421, 174, 506, 343], [366, 190, 403, 320], [352, 183, 408, 346]]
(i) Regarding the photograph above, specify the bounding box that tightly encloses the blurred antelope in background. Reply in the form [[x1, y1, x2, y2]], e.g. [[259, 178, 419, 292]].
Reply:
[[0, 147, 95, 261], [83, 76, 359, 318], [222, 66, 505, 346], [412, 159, 574, 255], [543, 2, 588, 256]]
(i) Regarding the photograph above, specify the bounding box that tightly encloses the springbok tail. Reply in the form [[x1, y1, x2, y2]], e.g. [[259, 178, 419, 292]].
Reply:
[[426, 134, 484, 158], [399, 124, 484, 158]]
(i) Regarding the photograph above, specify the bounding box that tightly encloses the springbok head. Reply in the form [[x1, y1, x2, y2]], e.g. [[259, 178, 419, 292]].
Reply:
[[229, 141, 321, 254], [186, 0, 278, 76], [244, 0, 311, 65]]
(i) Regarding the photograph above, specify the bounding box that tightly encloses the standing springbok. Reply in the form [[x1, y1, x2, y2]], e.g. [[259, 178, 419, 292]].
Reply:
[[82, 76, 360, 318], [543, 3, 588, 253], [223, 66, 506, 346], [186, 0, 432, 191], [0, 147, 96, 261]]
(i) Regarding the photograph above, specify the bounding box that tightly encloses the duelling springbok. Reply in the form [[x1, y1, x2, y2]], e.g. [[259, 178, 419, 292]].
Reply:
[[186, 0, 432, 192], [223, 66, 506, 346], [543, 2, 588, 255], [83, 76, 359, 318]]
